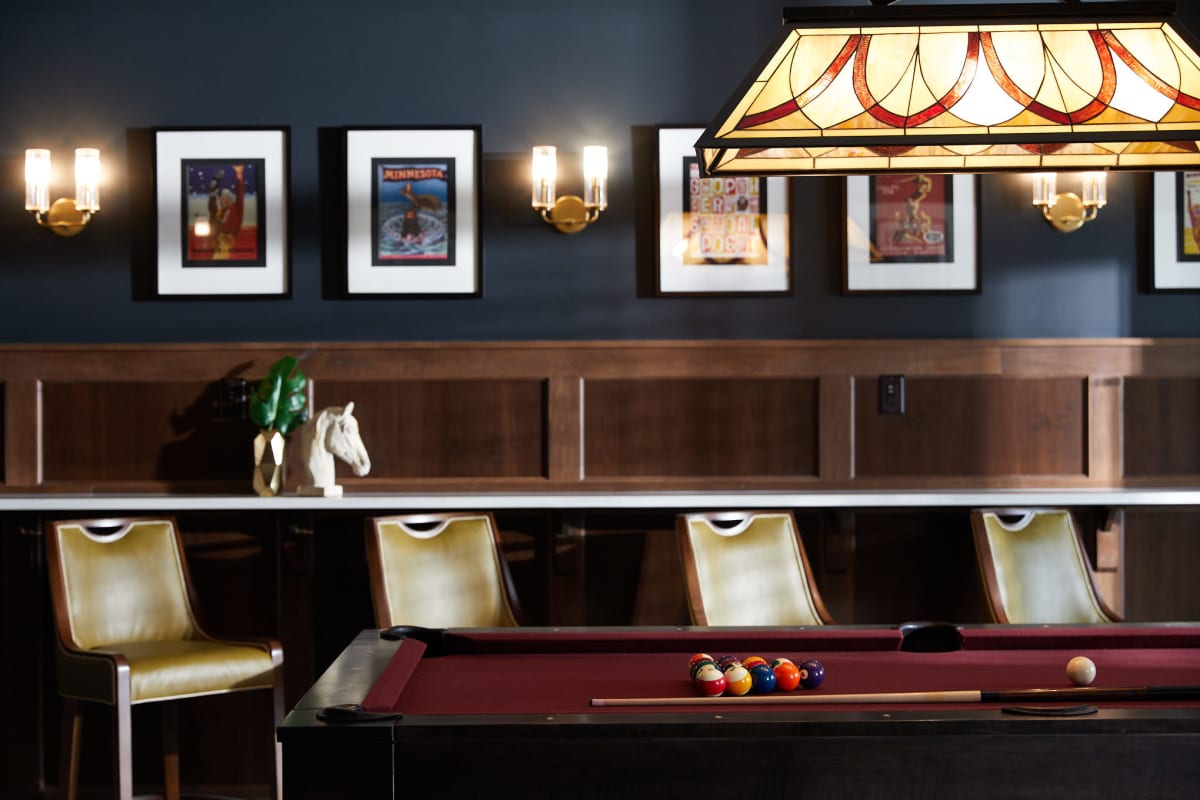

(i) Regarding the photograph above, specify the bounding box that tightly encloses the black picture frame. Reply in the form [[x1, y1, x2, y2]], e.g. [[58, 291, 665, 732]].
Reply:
[[153, 128, 290, 297], [344, 127, 482, 296], [843, 174, 980, 294]]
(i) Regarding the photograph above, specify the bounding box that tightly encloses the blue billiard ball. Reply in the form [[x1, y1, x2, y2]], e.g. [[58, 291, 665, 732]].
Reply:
[[749, 663, 777, 693], [797, 659, 825, 689]]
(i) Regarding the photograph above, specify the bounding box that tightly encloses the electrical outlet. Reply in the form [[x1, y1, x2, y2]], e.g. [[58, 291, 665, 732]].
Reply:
[[879, 375, 905, 414]]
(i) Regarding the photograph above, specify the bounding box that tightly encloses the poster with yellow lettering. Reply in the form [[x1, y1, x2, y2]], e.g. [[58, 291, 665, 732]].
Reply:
[[681, 158, 768, 265], [657, 127, 790, 295]]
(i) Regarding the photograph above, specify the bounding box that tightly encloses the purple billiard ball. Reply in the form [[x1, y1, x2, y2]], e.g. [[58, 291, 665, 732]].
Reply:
[[797, 659, 825, 689], [749, 663, 777, 694], [716, 655, 742, 672]]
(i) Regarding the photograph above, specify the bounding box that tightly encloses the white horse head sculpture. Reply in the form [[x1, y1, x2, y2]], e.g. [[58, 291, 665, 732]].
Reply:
[[296, 402, 370, 496]]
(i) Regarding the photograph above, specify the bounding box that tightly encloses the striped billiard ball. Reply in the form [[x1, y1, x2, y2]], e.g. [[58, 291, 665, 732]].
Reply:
[[724, 665, 753, 696]]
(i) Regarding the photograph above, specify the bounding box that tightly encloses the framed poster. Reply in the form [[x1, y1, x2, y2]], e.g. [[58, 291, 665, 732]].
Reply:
[[655, 126, 790, 295], [345, 127, 481, 295], [843, 173, 978, 294], [1151, 171, 1200, 291], [154, 128, 290, 296]]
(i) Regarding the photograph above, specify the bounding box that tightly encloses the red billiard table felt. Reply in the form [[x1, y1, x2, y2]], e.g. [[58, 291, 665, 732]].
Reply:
[[362, 626, 1200, 716]]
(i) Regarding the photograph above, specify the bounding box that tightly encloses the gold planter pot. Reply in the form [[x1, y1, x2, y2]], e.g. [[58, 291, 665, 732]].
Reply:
[[252, 429, 286, 497]]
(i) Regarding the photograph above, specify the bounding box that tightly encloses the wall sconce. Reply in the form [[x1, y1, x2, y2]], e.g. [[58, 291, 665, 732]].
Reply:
[[531, 145, 607, 234], [1032, 172, 1107, 233], [25, 147, 101, 236]]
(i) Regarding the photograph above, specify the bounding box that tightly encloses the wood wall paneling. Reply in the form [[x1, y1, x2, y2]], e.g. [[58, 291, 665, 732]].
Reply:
[[1123, 377, 1200, 476], [312, 379, 547, 480], [0, 381, 5, 482], [546, 377, 583, 482], [582, 378, 819, 478], [818, 377, 853, 481], [0, 341, 1196, 491], [3, 379, 41, 487], [40, 381, 254, 485], [853, 376, 1088, 478], [1123, 511, 1200, 621], [1087, 376, 1121, 483]]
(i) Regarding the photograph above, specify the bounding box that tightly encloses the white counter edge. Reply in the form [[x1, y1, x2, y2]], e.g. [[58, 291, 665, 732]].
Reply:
[[0, 489, 1197, 512]]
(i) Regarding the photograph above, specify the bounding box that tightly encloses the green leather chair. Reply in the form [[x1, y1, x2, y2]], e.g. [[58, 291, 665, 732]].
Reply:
[[45, 517, 283, 800], [971, 509, 1120, 624], [676, 511, 834, 626], [365, 512, 521, 629]]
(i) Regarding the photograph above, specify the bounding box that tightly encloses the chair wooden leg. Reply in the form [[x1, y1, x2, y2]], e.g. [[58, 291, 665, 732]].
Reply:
[[270, 681, 284, 800], [161, 703, 180, 800], [114, 699, 133, 800], [59, 699, 82, 800]]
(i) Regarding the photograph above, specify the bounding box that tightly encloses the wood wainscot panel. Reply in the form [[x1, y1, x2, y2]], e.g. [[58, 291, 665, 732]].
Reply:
[[854, 376, 1087, 478], [1123, 510, 1200, 621], [1123, 377, 1200, 477], [312, 379, 547, 479], [41, 381, 255, 484], [3, 378, 41, 487], [0, 381, 5, 481], [582, 378, 819, 477]]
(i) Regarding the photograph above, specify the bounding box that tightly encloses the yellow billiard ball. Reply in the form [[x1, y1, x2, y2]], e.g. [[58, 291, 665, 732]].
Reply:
[[724, 665, 753, 696]]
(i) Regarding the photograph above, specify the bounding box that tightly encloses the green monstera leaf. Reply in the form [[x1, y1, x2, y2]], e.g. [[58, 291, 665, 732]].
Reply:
[[249, 356, 310, 436]]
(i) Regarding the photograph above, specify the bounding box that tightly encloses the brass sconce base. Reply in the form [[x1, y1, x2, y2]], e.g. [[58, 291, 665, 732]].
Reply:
[[37, 198, 92, 237], [1041, 192, 1093, 233], [542, 195, 599, 234]]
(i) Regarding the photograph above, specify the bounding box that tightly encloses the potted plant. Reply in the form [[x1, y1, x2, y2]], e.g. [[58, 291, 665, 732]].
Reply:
[[249, 355, 309, 496]]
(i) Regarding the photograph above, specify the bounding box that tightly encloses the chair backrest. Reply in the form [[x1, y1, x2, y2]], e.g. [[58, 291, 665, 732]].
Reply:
[[365, 512, 519, 628], [971, 509, 1120, 624], [676, 511, 833, 626], [45, 518, 202, 651]]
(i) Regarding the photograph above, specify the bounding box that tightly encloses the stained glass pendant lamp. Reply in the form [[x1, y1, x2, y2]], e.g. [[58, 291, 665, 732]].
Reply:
[[696, 2, 1200, 175]]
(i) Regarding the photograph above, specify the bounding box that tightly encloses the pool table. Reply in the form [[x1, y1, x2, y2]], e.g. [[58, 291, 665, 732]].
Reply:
[[278, 625, 1200, 799]]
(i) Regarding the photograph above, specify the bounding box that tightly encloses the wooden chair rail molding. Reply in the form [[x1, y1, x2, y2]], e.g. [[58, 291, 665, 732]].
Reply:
[[1, 339, 1197, 494]]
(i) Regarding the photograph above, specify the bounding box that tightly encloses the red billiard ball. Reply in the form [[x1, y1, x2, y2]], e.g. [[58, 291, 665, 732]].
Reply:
[[689, 652, 715, 669], [797, 659, 825, 689], [773, 661, 801, 691], [694, 665, 727, 696]]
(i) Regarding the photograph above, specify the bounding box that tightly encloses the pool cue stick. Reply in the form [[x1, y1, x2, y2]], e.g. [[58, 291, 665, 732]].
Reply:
[[590, 685, 1200, 707]]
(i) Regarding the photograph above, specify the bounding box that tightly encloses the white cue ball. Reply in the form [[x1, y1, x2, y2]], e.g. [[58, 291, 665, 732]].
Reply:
[[1066, 656, 1097, 686]]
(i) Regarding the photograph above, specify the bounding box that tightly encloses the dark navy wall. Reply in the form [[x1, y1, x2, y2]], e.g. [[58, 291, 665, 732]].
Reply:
[[0, 0, 1196, 342]]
